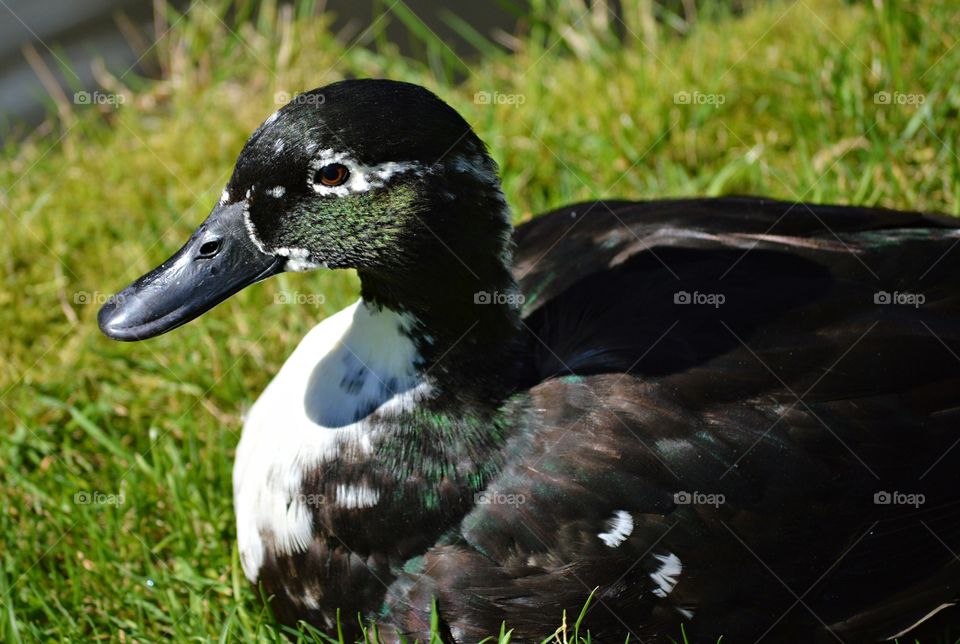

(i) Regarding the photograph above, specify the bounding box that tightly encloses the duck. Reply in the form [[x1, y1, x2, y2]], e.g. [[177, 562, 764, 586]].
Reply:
[[98, 79, 960, 642]]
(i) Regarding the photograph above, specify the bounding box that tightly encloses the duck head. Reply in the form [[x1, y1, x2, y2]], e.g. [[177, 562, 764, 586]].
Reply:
[[98, 79, 515, 342]]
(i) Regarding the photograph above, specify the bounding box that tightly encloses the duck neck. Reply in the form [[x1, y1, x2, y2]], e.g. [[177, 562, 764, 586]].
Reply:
[[357, 243, 521, 408]]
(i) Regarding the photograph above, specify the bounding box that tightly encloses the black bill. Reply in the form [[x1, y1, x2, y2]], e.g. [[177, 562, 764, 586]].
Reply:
[[98, 202, 283, 341]]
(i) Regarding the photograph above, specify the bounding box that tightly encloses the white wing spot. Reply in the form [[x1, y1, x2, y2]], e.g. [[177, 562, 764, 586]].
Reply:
[[598, 510, 634, 548], [302, 593, 321, 610], [268, 186, 286, 198], [335, 484, 380, 509], [651, 553, 682, 598]]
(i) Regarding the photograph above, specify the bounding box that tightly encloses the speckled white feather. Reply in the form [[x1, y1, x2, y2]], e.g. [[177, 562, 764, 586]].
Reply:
[[335, 484, 381, 509], [650, 552, 683, 598], [275, 246, 321, 272], [598, 510, 634, 548]]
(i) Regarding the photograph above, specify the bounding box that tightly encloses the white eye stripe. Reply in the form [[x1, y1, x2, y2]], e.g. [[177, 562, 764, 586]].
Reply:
[[307, 149, 420, 197]]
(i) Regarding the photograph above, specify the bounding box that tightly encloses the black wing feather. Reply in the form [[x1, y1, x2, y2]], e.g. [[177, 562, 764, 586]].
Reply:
[[384, 197, 960, 642]]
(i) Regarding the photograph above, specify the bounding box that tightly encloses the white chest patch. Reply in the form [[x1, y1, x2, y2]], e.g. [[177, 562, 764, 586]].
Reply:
[[232, 299, 431, 582]]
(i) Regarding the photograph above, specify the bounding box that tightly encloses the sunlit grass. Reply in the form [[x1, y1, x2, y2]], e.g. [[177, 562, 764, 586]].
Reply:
[[1, 0, 959, 640]]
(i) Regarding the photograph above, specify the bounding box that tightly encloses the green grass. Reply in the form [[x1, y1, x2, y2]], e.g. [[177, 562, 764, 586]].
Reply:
[[2, 0, 959, 640]]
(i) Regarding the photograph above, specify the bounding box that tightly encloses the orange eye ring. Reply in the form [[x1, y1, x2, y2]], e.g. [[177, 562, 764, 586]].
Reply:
[[318, 163, 349, 187]]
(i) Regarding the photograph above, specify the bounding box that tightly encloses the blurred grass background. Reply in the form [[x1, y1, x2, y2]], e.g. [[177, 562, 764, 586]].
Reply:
[[1, 0, 958, 640]]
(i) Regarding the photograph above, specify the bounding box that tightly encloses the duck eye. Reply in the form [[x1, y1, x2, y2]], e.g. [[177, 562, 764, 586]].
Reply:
[[317, 163, 349, 187]]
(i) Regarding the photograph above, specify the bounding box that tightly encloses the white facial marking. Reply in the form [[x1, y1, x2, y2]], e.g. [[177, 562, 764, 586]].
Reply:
[[307, 149, 420, 197], [650, 552, 682, 598], [335, 484, 380, 509], [242, 199, 270, 255], [234, 300, 432, 582], [598, 510, 634, 548], [276, 247, 320, 272], [267, 185, 286, 198]]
